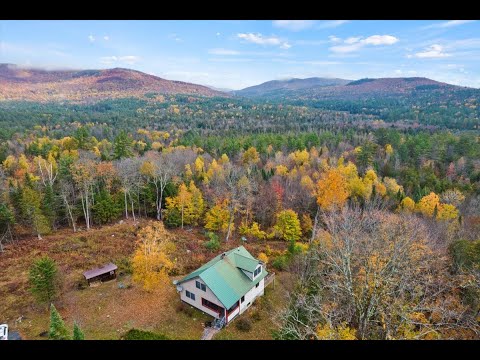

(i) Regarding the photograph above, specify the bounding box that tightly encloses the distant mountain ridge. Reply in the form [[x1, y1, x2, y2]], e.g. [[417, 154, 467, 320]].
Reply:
[[235, 76, 471, 100], [235, 77, 351, 96], [0, 64, 226, 102]]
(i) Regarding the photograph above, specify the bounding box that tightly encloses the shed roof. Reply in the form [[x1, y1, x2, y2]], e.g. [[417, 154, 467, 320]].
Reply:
[[178, 246, 267, 309], [83, 263, 117, 280]]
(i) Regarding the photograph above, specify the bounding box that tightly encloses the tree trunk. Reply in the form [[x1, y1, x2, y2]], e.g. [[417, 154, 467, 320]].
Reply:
[[181, 204, 184, 229], [130, 194, 136, 224], [310, 206, 320, 243], [63, 194, 77, 233], [124, 190, 129, 219], [225, 210, 234, 242]]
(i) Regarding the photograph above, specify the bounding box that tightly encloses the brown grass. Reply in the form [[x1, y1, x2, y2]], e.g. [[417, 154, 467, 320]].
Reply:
[[1, 220, 290, 340]]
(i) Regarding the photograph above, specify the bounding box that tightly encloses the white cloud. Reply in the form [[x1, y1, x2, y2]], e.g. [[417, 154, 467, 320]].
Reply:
[[411, 44, 451, 58], [216, 32, 221, 36], [344, 37, 361, 44], [88, 35, 95, 43], [208, 48, 240, 55], [394, 69, 402, 75], [237, 33, 290, 49], [318, 20, 349, 29], [103, 36, 110, 41], [329, 35, 342, 43], [272, 20, 315, 31], [330, 35, 399, 53], [423, 20, 476, 29], [99, 55, 140, 65], [362, 35, 398, 46]]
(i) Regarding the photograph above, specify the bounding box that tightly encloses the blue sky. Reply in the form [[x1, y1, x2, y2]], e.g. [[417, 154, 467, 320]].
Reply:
[[1, 20, 480, 89]]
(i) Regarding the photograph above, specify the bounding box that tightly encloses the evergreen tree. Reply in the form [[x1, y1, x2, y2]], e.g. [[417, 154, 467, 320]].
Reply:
[[72, 321, 85, 340], [29, 257, 58, 304], [41, 184, 56, 230], [49, 304, 70, 340], [113, 130, 133, 160]]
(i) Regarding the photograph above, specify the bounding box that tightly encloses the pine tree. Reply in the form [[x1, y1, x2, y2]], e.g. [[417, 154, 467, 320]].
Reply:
[[29, 256, 58, 304], [113, 130, 133, 160], [49, 304, 70, 340], [72, 321, 85, 340]]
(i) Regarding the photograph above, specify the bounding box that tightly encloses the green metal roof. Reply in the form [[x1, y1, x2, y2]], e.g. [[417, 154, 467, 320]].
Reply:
[[178, 246, 268, 309], [234, 253, 259, 273]]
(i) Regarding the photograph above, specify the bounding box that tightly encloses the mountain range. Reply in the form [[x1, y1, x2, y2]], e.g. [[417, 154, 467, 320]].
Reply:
[[0, 64, 224, 102], [0, 63, 476, 104]]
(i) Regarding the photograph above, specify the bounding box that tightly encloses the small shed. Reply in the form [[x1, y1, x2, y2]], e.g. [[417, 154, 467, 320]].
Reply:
[[83, 263, 118, 286]]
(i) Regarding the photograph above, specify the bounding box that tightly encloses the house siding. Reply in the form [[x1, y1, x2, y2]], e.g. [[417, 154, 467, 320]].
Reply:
[[239, 278, 264, 314], [179, 278, 225, 319], [227, 306, 240, 323]]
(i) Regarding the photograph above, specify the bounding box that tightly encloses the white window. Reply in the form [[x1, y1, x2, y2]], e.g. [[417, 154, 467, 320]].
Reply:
[[253, 265, 262, 277]]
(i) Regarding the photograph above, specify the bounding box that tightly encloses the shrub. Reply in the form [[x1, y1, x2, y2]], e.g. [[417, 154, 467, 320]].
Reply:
[[204, 231, 220, 252], [164, 207, 182, 228], [122, 329, 170, 340], [271, 255, 288, 271], [117, 257, 133, 276], [235, 318, 252, 332]]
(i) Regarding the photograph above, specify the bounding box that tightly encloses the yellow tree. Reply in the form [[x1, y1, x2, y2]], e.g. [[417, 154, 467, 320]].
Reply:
[[437, 203, 459, 221], [273, 209, 302, 241], [416, 192, 440, 217], [242, 147, 260, 167], [397, 197, 416, 212], [204, 200, 231, 234], [316, 168, 349, 211], [132, 222, 175, 291], [188, 181, 205, 225]]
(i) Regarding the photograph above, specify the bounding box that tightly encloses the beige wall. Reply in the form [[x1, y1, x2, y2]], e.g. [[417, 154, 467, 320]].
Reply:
[[179, 277, 225, 319]]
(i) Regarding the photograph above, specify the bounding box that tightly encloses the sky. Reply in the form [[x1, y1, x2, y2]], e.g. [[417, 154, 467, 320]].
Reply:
[[1, 20, 480, 90]]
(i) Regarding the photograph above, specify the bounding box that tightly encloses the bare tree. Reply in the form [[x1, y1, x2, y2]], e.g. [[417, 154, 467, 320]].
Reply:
[[115, 157, 142, 223], [59, 179, 78, 232], [276, 203, 479, 339]]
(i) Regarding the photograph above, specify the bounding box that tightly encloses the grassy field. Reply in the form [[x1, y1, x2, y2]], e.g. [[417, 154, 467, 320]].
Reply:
[[1, 220, 291, 340]]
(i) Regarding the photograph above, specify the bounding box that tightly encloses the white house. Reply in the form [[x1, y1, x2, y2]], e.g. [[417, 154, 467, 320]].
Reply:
[[175, 246, 268, 326]]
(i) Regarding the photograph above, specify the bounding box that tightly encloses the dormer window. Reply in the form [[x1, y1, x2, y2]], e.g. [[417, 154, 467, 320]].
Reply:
[[253, 265, 262, 277]]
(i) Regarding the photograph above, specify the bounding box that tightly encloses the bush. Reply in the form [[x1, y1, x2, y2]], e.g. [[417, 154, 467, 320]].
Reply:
[[122, 329, 170, 340], [235, 318, 252, 332], [449, 239, 480, 271], [164, 207, 182, 228], [117, 257, 133, 276], [204, 231, 220, 252], [271, 255, 289, 271]]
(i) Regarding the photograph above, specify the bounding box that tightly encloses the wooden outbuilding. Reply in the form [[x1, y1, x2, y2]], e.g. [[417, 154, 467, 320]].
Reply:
[[83, 263, 117, 286]]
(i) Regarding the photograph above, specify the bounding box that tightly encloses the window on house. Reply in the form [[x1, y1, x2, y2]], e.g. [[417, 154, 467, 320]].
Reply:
[[241, 296, 245, 303], [254, 266, 262, 277], [186, 290, 196, 300], [196, 280, 207, 292], [256, 282, 259, 288]]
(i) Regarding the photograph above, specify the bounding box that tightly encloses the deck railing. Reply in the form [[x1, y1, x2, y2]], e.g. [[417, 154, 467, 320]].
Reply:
[[264, 272, 275, 288]]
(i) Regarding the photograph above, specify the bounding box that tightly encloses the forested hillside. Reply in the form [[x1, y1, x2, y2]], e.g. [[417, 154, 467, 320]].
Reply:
[[0, 66, 479, 340]]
